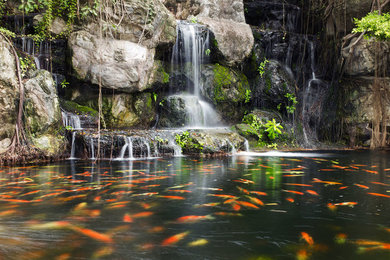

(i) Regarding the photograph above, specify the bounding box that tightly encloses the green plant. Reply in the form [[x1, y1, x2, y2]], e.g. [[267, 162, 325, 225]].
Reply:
[[190, 16, 197, 24], [244, 89, 251, 103], [61, 79, 69, 88], [265, 119, 283, 140], [175, 131, 204, 151], [285, 92, 298, 114], [267, 143, 278, 149], [258, 58, 269, 78], [80, 0, 99, 19], [352, 11, 390, 41], [19, 56, 36, 77], [205, 49, 211, 56], [152, 92, 157, 102]]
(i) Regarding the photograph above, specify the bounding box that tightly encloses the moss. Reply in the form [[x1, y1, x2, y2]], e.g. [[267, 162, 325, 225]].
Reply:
[[213, 64, 234, 102], [60, 99, 98, 117]]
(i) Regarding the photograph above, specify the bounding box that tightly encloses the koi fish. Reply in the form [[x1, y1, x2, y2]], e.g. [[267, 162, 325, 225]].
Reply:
[[194, 202, 220, 208], [131, 211, 154, 218], [161, 231, 189, 246], [363, 169, 378, 174], [70, 226, 113, 244], [312, 178, 342, 185], [296, 249, 308, 260], [306, 190, 319, 196], [176, 215, 213, 223], [300, 232, 314, 245], [246, 196, 264, 206], [286, 197, 295, 203], [354, 184, 369, 189], [371, 182, 390, 186], [236, 201, 259, 209], [250, 191, 268, 196], [123, 213, 133, 223], [232, 203, 241, 211], [284, 183, 313, 187], [367, 192, 390, 198], [168, 190, 192, 193], [339, 186, 348, 190], [159, 195, 185, 200], [187, 238, 208, 247], [213, 212, 243, 217], [282, 190, 304, 195], [335, 233, 347, 244], [208, 194, 238, 199], [197, 187, 223, 191]]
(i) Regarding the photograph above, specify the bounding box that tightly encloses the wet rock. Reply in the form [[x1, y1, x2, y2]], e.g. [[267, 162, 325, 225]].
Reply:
[[0, 37, 18, 146], [201, 64, 250, 121], [197, 0, 246, 23]]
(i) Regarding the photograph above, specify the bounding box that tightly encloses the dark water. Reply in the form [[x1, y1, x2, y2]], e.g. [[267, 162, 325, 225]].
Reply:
[[0, 150, 389, 259]]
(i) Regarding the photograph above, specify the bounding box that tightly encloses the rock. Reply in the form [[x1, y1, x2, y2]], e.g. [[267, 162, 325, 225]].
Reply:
[[0, 37, 18, 145], [33, 15, 67, 36], [24, 70, 62, 134], [101, 93, 156, 128], [197, 0, 246, 23], [341, 36, 390, 76], [69, 30, 156, 92], [201, 64, 250, 121], [24, 70, 65, 155], [198, 17, 254, 66], [252, 60, 295, 111]]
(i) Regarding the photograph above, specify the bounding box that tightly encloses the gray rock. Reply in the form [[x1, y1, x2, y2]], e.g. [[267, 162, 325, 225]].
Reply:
[[342, 36, 390, 76], [197, 0, 246, 23], [0, 37, 17, 144], [198, 17, 254, 66]]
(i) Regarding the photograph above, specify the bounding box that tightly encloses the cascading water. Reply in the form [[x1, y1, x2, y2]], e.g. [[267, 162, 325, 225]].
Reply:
[[170, 21, 220, 128], [62, 111, 82, 130], [69, 132, 77, 160], [116, 137, 134, 160]]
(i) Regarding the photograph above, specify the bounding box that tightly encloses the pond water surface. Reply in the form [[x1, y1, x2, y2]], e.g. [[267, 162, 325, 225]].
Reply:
[[0, 150, 389, 259]]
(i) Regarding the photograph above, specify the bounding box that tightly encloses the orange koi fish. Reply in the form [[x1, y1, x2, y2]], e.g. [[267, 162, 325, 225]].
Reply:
[[296, 249, 308, 260], [371, 182, 390, 186], [176, 215, 213, 223], [168, 190, 192, 193], [306, 190, 319, 196], [312, 178, 342, 185], [20, 190, 40, 196], [132, 211, 154, 218], [223, 199, 237, 204], [159, 195, 185, 200], [286, 197, 295, 203], [367, 192, 390, 198], [330, 202, 358, 207], [335, 233, 347, 244], [246, 196, 264, 206], [284, 183, 313, 187], [70, 226, 113, 244], [354, 184, 369, 189], [250, 191, 268, 196], [236, 201, 259, 209], [0, 209, 18, 217], [161, 231, 189, 246], [232, 203, 241, 211], [0, 198, 33, 203], [363, 169, 378, 174], [123, 213, 133, 223], [194, 202, 220, 208], [300, 232, 314, 245], [282, 190, 304, 195], [339, 186, 348, 190], [327, 203, 337, 211], [319, 169, 335, 172]]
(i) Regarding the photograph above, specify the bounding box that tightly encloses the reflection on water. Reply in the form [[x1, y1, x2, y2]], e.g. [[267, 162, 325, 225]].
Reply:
[[0, 150, 389, 259]]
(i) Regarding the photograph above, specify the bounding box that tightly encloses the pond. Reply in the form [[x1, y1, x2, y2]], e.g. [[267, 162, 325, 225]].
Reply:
[[0, 150, 389, 259]]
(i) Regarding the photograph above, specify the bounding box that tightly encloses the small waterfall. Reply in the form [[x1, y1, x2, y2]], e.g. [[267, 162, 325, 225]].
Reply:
[[62, 111, 82, 130], [169, 21, 220, 128], [244, 140, 250, 152], [143, 139, 151, 158], [227, 140, 237, 155], [117, 137, 134, 160], [89, 138, 95, 160], [69, 131, 77, 160]]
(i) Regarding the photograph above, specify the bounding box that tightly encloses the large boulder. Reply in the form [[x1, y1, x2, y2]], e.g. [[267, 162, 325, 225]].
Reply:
[[0, 38, 18, 153], [342, 36, 390, 76], [24, 70, 65, 156], [69, 30, 156, 93], [201, 64, 250, 121], [196, 0, 246, 23], [69, 0, 176, 92]]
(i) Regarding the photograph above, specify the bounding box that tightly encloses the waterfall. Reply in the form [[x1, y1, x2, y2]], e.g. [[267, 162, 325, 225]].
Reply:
[[143, 139, 151, 158], [117, 137, 134, 160], [227, 140, 237, 155], [244, 140, 250, 152], [89, 138, 95, 160], [170, 21, 220, 128], [69, 131, 77, 160], [62, 111, 82, 130]]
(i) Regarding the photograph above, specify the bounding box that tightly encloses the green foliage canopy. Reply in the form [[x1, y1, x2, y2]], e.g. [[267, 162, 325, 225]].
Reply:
[[352, 11, 390, 41]]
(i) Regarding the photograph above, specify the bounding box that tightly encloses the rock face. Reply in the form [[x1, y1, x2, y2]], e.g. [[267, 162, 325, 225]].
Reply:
[[342, 36, 390, 76], [0, 38, 18, 153], [69, 0, 176, 93], [24, 70, 65, 156], [196, 0, 246, 23]]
